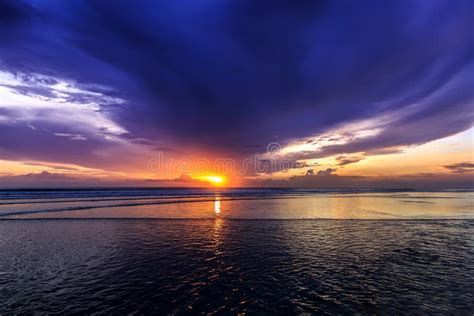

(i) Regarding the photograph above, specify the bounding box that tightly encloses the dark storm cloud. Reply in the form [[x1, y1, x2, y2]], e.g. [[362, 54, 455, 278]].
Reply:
[[21, 162, 80, 171], [336, 155, 364, 167], [443, 162, 474, 174], [317, 168, 337, 176], [0, 0, 473, 163]]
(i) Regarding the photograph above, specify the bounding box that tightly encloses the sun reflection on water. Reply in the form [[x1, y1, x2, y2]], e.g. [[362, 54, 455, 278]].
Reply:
[[214, 197, 221, 215]]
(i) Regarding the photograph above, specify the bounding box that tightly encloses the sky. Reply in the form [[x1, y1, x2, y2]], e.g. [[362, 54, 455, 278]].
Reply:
[[0, 0, 473, 188]]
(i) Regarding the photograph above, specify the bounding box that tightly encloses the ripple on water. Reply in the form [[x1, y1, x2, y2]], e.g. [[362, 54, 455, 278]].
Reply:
[[0, 219, 473, 314]]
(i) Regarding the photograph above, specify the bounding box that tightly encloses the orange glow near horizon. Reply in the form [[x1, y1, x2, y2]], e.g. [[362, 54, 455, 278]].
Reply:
[[0, 128, 472, 187]]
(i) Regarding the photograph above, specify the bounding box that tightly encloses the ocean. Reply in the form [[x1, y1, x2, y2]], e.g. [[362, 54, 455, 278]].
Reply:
[[0, 188, 473, 314]]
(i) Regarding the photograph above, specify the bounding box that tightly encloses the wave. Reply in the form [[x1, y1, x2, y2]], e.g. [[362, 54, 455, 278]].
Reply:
[[0, 195, 303, 217]]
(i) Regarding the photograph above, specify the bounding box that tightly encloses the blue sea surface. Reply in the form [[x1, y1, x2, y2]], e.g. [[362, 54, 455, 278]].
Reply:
[[0, 189, 473, 314]]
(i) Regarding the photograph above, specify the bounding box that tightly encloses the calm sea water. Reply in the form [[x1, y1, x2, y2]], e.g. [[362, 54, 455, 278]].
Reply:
[[0, 189, 473, 314]]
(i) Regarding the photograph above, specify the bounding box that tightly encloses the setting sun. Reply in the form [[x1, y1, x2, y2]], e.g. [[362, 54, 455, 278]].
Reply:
[[205, 176, 225, 185], [192, 175, 227, 186]]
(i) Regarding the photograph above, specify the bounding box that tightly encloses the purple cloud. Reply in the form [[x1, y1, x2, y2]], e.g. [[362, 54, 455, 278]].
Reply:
[[0, 0, 472, 175]]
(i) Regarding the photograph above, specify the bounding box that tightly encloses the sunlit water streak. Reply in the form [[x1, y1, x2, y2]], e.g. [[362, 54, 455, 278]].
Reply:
[[0, 189, 472, 219], [0, 189, 472, 314]]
